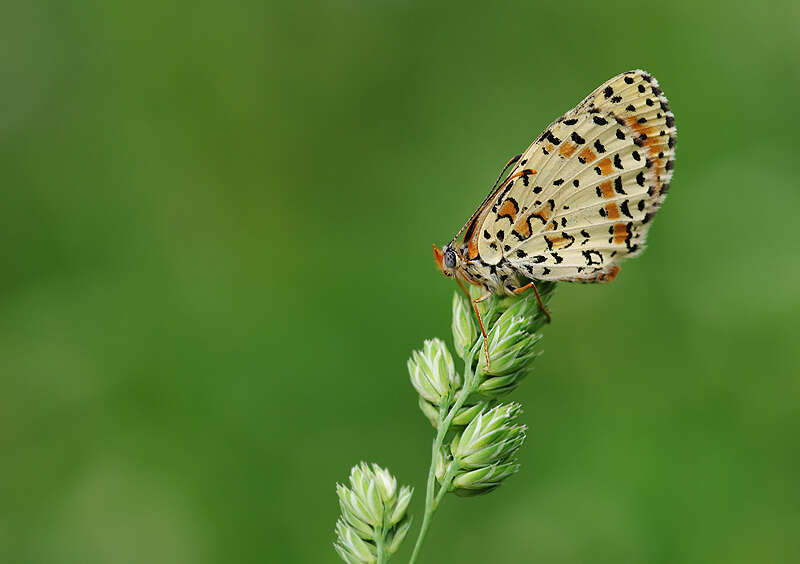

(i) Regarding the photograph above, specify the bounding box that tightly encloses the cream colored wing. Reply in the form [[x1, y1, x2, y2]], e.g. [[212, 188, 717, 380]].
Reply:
[[476, 69, 676, 282]]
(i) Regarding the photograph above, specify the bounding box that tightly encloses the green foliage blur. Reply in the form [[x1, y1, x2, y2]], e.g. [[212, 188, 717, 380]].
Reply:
[[2, 1, 799, 562]]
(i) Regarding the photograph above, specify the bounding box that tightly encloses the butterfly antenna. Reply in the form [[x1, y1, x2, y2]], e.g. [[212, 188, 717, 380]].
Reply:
[[490, 153, 523, 192]]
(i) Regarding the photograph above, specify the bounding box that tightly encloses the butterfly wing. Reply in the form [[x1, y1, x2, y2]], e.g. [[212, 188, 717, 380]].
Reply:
[[477, 69, 676, 282]]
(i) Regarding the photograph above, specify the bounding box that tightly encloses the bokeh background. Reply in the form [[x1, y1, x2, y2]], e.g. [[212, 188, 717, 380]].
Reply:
[[3, 1, 799, 563]]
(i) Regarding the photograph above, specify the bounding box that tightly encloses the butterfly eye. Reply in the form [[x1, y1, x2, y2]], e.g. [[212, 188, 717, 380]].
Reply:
[[443, 249, 457, 269]]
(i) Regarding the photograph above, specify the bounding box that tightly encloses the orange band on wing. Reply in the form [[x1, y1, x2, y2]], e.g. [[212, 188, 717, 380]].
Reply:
[[559, 142, 577, 158], [624, 116, 670, 195], [612, 223, 628, 244], [598, 180, 614, 199], [497, 198, 519, 223], [578, 147, 597, 163], [595, 157, 614, 176], [604, 203, 620, 219]]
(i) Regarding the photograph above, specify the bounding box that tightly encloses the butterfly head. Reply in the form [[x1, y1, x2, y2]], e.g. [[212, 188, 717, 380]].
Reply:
[[433, 243, 461, 277]]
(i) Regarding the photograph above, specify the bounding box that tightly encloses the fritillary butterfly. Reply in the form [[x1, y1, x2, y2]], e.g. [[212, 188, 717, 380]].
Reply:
[[433, 69, 676, 366]]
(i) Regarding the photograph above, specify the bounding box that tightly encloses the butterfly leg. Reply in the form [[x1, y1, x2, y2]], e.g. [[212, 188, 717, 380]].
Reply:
[[455, 276, 472, 301], [513, 281, 552, 324], [472, 291, 492, 371]]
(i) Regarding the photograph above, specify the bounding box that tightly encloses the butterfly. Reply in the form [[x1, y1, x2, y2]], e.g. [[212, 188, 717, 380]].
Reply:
[[433, 69, 676, 367]]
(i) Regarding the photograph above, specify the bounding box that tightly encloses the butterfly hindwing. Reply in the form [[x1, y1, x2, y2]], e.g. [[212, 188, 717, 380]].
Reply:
[[477, 69, 676, 283]]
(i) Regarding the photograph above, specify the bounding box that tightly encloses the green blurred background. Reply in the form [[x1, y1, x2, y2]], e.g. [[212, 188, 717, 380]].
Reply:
[[3, 1, 799, 562]]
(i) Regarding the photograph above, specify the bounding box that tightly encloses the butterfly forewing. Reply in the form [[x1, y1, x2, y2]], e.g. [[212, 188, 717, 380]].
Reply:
[[477, 69, 675, 282]]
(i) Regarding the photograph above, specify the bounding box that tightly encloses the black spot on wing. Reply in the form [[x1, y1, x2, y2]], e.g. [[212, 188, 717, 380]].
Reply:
[[544, 130, 561, 145], [582, 250, 603, 265]]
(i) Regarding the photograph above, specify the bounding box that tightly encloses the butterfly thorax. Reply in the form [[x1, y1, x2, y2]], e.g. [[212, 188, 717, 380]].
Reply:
[[443, 241, 528, 296]]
